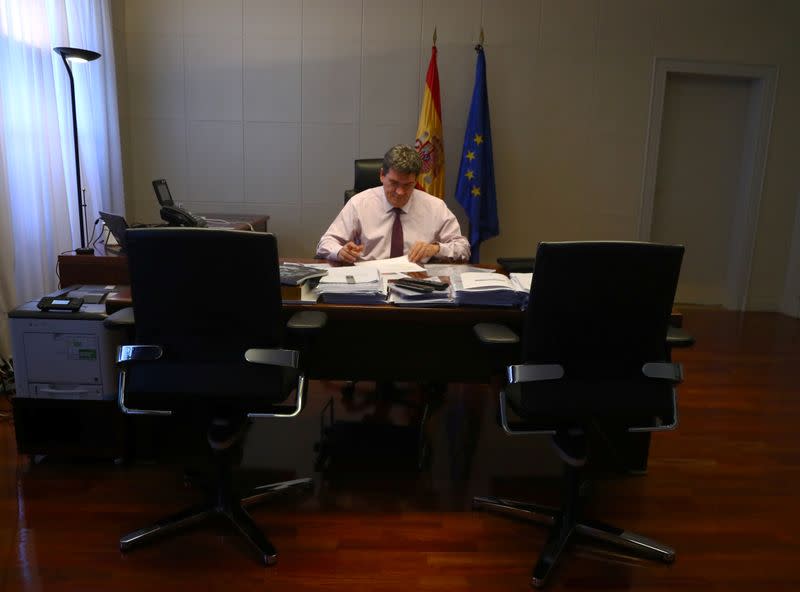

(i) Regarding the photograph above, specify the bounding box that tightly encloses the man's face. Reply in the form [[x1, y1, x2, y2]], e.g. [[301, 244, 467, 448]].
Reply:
[[380, 167, 417, 208]]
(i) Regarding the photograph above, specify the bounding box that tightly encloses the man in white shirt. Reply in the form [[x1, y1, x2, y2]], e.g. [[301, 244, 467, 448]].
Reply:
[[316, 145, 470, 263]]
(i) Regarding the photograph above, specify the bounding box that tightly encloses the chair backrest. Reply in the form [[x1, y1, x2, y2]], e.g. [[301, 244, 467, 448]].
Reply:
[[518, 241, 684, 424], [124, 228, 286, 410], [345, 158, 383, 203]]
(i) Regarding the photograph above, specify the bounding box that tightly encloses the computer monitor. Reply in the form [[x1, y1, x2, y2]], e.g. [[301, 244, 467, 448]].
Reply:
[[152, 178, 175, 207]]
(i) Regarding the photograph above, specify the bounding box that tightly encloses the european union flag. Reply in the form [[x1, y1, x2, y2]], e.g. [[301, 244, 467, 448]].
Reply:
[[455, 44, 498, 263]]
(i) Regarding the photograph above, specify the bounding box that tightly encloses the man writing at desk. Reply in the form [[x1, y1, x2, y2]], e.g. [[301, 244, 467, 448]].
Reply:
[[316, 144, 470, 263]]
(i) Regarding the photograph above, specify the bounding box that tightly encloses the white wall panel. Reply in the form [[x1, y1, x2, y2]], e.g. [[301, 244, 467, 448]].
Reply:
[[361, 48, 420, 126], [539, 0, 598, 55], [301, 124, 356, 206], [244, 37, 302, 122], [359, 123, 417, 160], [183, 0, 243, 37], [186, 122, 243, 203], [301, 37, 361, 124], [185, 36, 243, 121], [302, 0, 362, 40], [244, 122, 300, 204], [125, 0, 182, 34], [244, 0, 301, 39], [126, 34, 184, 119]]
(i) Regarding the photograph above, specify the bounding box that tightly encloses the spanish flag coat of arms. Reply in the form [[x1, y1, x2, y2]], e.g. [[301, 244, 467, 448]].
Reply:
[[415, 44, 445, 198]]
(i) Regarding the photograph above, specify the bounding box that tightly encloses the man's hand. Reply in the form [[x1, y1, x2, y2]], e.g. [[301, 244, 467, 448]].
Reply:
[[337, 241, 364, 264], [408, 241, 440, 263]]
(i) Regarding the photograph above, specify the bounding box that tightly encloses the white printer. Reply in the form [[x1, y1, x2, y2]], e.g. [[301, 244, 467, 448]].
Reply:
[[9, 285, 125, 401]]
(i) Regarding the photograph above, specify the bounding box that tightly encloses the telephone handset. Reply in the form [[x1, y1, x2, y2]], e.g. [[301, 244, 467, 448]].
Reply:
[[160, 205, 207, 227]]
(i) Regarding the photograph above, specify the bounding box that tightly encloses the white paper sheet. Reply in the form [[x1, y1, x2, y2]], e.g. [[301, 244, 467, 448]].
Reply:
[[354, 256, 425, 273]]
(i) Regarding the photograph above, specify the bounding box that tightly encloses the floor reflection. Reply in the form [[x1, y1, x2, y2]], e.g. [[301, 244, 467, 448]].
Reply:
[[240, 379, 561, 512]]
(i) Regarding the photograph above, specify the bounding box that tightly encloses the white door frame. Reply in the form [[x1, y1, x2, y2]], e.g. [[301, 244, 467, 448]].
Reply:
[[781, 191, 800, 318], [638, 59, 778, 310]]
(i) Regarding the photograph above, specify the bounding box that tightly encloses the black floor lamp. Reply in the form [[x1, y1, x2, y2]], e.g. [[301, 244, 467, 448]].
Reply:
[[53, 46, 101, 256]]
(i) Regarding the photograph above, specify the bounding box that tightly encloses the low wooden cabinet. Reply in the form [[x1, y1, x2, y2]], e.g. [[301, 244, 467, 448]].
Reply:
[[57, 214, 268, 288]]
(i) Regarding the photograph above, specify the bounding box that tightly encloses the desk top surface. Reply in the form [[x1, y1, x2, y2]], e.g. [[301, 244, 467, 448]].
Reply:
[[101, 258, 682, 327]]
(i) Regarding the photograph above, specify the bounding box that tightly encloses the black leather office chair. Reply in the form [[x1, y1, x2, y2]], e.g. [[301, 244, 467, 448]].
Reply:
[[341, 158, 383, 398], [343, 158, 382, 203], [113, 228, 325, 565], [472, 241, 685, 588]]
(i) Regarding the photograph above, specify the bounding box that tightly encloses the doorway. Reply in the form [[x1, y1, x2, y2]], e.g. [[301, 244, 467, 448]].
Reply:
[[639, 60, 777, 309]]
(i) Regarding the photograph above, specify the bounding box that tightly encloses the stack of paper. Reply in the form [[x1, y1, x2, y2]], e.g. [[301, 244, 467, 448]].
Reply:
[[354, 255, 425, 273], [509, 272, 533, 309], [388, 283, 455, 307], [279, 262, 329, 285], [453, 272, 528, 307], [314, 266, 387, 304]]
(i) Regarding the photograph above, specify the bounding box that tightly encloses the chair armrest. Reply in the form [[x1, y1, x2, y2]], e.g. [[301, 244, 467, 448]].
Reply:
[[642, 362, 683, 383], [667, 326, 695, 348], [104, 306, 135, 329], [116, 344, 171, 416], [117, 344, 162, 365], [287, 311, 327, 334], [244, 348, 299, 369], [507, 364, 564, 384], [473, 323, 520, 346]]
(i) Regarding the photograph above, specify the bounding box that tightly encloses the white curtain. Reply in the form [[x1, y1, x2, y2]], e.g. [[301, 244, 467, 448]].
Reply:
[[0, 0, 124, 358]]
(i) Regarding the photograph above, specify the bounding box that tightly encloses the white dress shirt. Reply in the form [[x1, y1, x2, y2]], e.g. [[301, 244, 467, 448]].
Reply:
[[315, 186, 471, 262]]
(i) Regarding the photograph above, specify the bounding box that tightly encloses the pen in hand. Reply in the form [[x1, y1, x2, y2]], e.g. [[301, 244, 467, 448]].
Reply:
[[339, 241, 364, 264]]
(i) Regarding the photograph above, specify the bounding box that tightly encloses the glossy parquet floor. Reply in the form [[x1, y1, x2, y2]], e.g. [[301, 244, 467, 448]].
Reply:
[[1, 308, 799, 591]]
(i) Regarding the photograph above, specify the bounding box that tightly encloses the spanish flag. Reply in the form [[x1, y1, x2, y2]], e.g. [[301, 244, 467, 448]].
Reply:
[[414, 42, 445, 198]]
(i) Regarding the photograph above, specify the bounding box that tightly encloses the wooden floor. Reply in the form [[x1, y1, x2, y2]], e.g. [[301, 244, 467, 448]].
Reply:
[[1, 308, 799, 591]]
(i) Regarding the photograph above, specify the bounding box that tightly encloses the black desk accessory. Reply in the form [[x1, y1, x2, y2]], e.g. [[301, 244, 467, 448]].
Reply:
[[395, 278, 449, 291], [37, 296, 84, 312]]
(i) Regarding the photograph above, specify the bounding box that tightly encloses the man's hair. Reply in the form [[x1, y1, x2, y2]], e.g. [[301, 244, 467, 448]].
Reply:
[[382, 144, 422, 176]]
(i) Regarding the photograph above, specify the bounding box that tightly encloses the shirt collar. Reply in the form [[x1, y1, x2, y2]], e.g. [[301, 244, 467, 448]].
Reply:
[[381, 187, 413, 213]]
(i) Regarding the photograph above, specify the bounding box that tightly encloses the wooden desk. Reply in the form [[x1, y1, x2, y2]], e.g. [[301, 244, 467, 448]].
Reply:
[[97, 263, 678, 470], [57, 214, 268, 287], [104, 283, 520, 383], [103, 249, 682, 382]]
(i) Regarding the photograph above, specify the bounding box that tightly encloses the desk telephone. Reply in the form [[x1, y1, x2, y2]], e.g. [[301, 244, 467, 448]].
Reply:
[[160, 205, 207, 227], [152, 178, 207, 227]]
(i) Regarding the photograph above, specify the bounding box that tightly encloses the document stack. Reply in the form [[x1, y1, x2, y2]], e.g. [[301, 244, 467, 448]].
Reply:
[[315, 266, 387, 304], [388, 282, 455, 307], [279, 262, 328, 286], [454, 272, 528, 307], [279, 262, 329, 304], [509, 272, 533, 309]]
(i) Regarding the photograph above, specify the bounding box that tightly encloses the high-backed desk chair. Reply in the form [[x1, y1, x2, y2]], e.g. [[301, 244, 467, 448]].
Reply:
[[343, 158, 382, 204], [341, 158, 382, 398], [113, 228, 325, 565], [472, 241, 685, 588]]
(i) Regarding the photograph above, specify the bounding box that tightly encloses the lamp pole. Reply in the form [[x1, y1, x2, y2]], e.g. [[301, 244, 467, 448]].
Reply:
[[53, 47, 101, 255]]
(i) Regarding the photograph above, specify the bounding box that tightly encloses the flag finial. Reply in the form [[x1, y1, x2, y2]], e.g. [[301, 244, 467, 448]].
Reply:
[[479, 27, 484, 47], [433, 26, 437, 46]]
